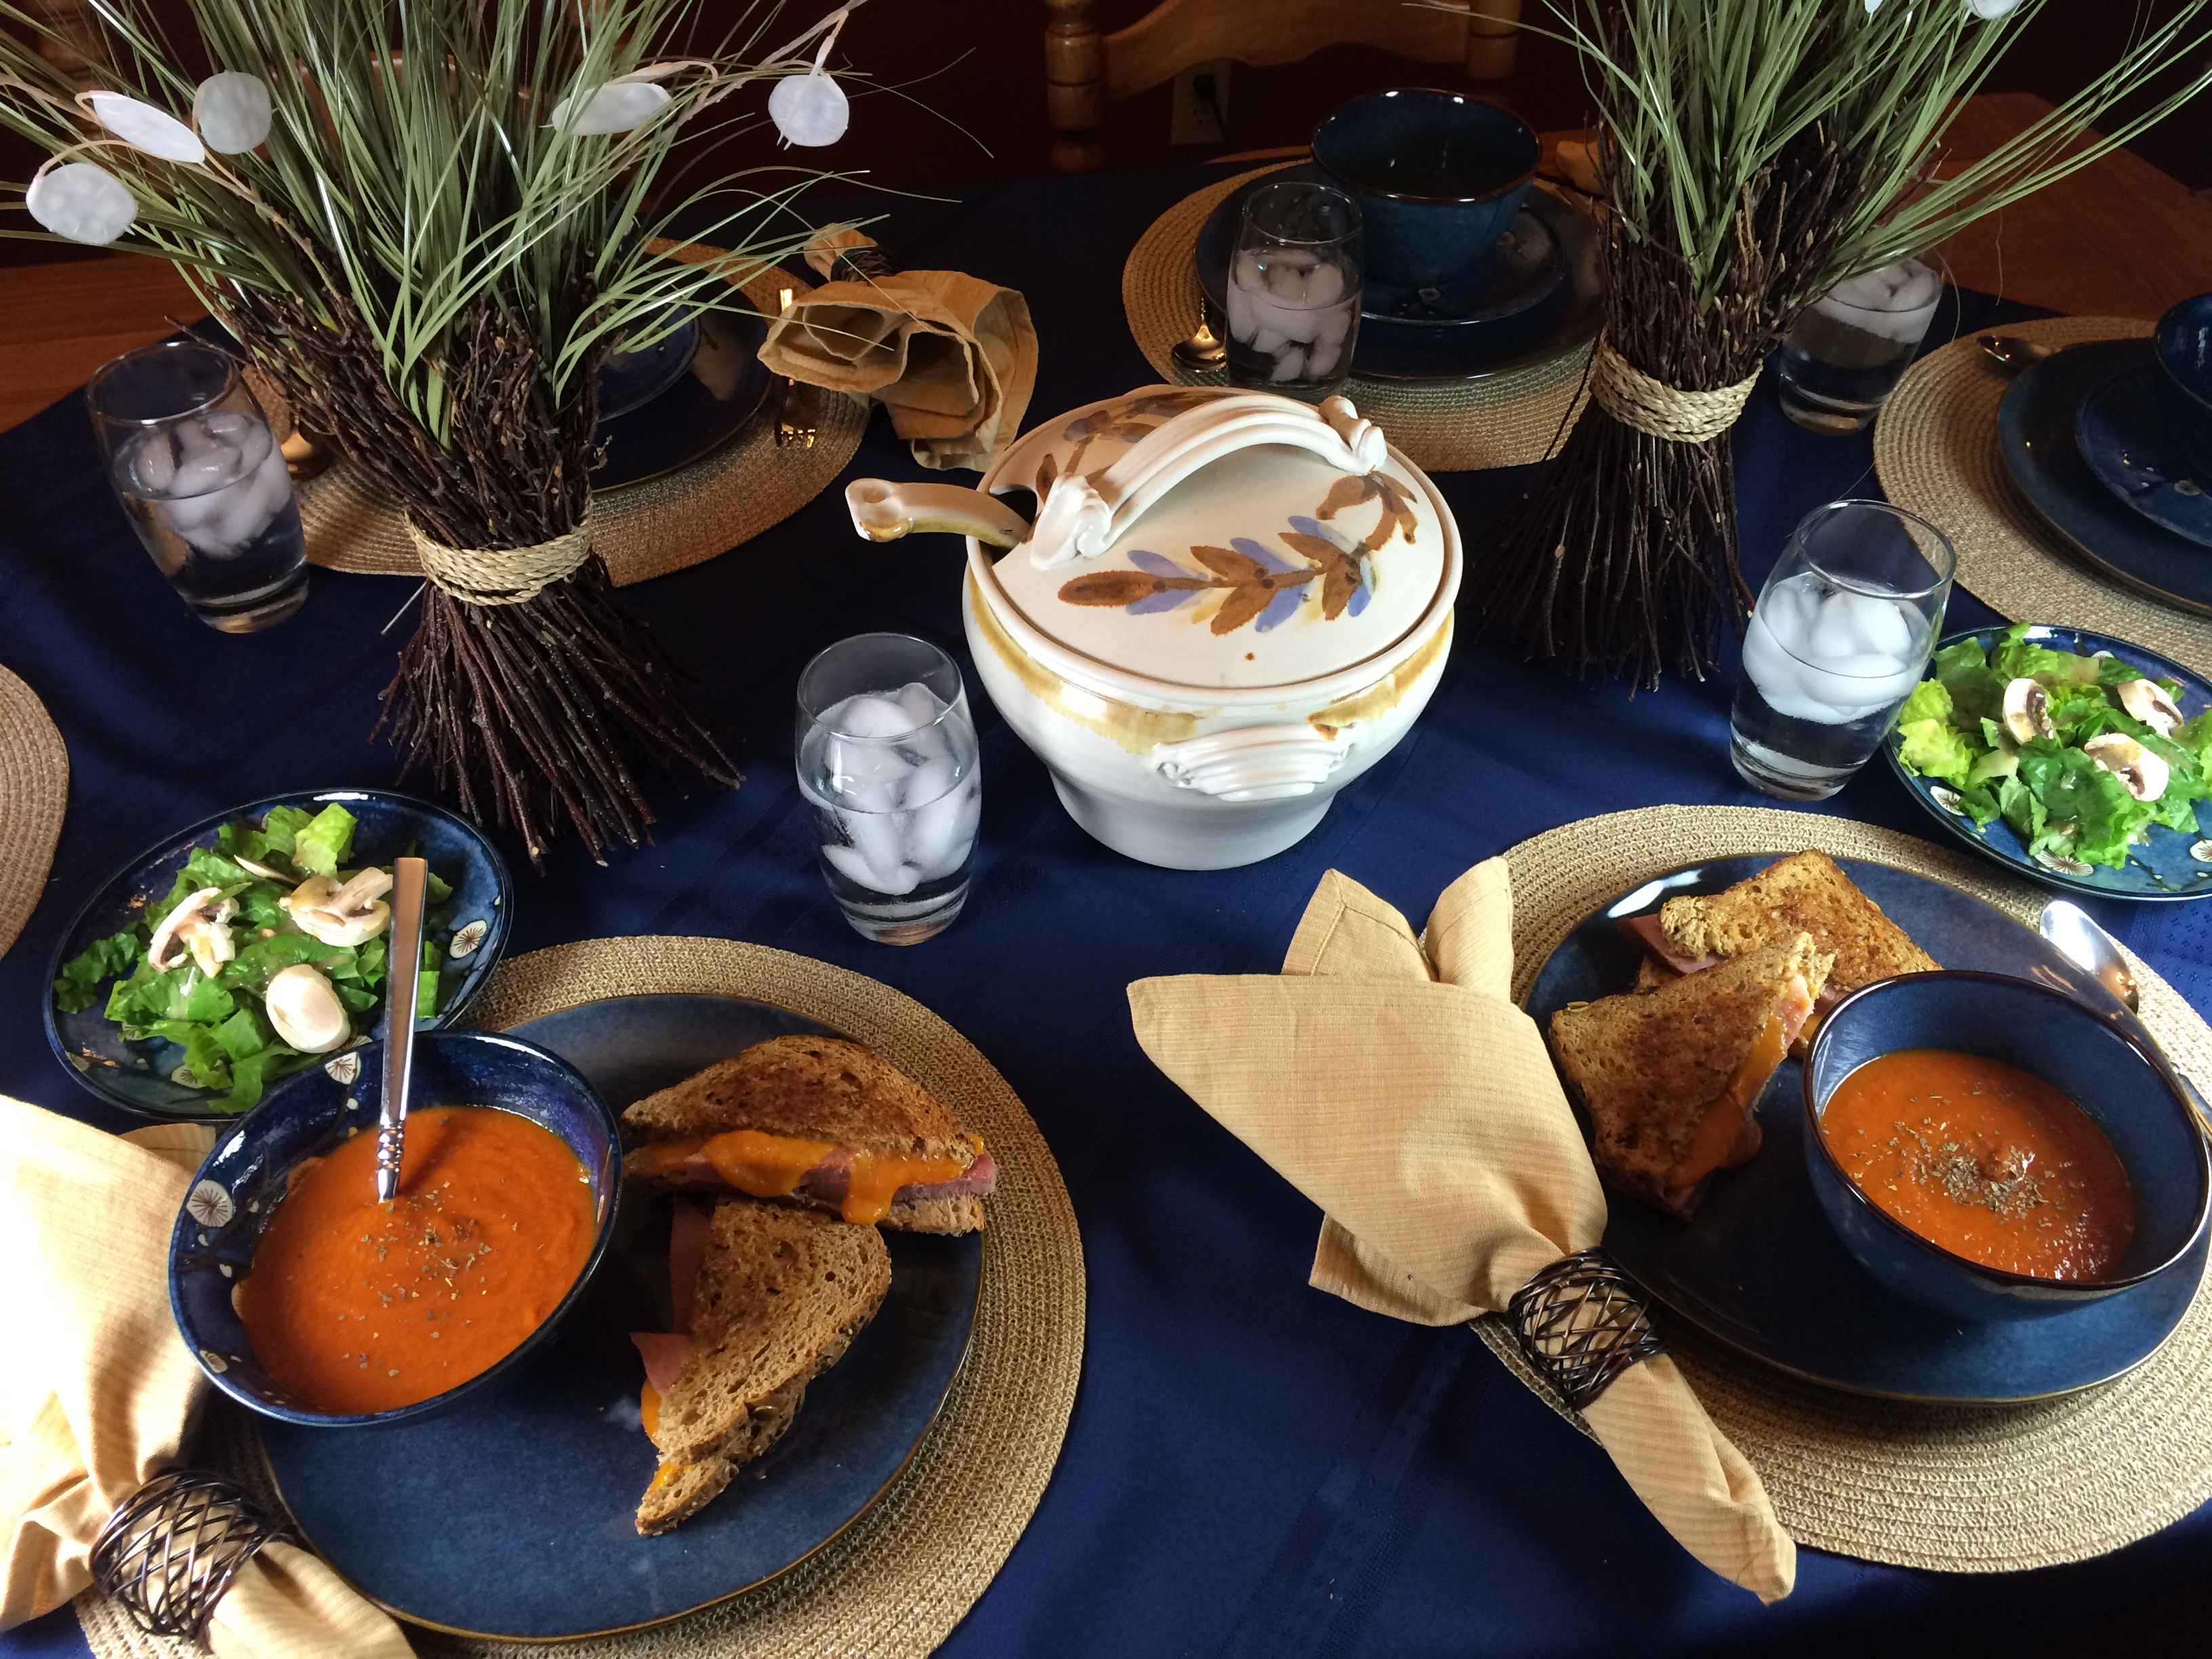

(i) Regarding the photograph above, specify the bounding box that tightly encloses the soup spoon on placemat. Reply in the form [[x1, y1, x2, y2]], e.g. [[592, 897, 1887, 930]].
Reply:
[[376, 856, 428, 1201]]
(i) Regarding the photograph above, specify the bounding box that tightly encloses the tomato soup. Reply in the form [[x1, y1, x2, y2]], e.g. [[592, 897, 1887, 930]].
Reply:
[[1820, 1048, 2135, 1281], [235, 1106, 598, 1414]]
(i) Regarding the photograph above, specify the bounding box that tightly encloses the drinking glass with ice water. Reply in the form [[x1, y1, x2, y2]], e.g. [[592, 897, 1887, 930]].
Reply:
[[1731, 500, 1956, 801], [87, 340, 309, 633], [797, 633, 983, 945], [1776, 256, 1944, 434], [1225, 181, 1361, 400]]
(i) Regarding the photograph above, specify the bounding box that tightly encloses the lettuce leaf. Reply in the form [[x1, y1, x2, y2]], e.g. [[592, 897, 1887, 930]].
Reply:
[[260, 805, 315, 857], [1896, 679, 1952, 727], [1896, 717, 1978, 787], [291, 804, 359, 878], [53, 929, 143, 1014]]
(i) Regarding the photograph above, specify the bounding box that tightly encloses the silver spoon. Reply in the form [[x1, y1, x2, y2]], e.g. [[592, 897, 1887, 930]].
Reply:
[[2039, 898, 2212, 1137], [1980, 334, 2055, 374], [375, 855, 428, 1203]]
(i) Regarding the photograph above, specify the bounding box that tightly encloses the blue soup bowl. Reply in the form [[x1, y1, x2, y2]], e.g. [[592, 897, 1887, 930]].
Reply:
[[2153, 292, 2212, 476], [1311, 88, 1540, 311], [1803, 972, 2209, 1322], [169, 1030, 621, 1427]]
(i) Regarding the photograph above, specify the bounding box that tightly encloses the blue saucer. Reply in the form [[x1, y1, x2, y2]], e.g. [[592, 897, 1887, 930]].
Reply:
[[1999, 339, 2212, 618], [1883, 623, 2212, 902], [43, 787, 512, 1122], [1195, 163, 1600, 382], [2075, 366, 2212, 548], [257, 992, 983, 1640], [1525, 855, 2209, 1402]]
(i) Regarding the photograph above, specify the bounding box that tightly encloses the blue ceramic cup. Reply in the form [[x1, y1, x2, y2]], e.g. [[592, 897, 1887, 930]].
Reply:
[[1802, 972, 2209, 1322], [2153, 292, 2212, 476], [1311, 89, 1540, 312]]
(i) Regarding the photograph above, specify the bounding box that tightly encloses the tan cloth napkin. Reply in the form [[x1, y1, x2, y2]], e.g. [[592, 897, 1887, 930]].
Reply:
[[1128, 862, 1797, 1603], [758, 230, 1038, 471], [0, 1097, 414, 1656]]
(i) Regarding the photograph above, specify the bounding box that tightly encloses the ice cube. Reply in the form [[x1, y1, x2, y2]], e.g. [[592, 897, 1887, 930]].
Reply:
[[1307, 341, 1340, 379], [1225, 281, 1255, 344], [1803, 593, 1864, 665], [844, 811, 918, 894], [902, 787, 967, 877], [130, 430, 176, 495], [1835, 590, 1915, 659], [823, 736, 907, 812], [895, 680, 943, 729], [1248, 328, 1288, 356], [1270, 348, 1307, 383], [901, 753, 958, 813], [1265, 254, 1315, 302], [1305, 262, 1345, 308], [828, 692, 920, 738]]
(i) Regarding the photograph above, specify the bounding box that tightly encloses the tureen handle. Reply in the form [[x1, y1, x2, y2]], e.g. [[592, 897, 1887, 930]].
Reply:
[[846, 478, 1033, 548], [1152, 724, 1357, 802], [1027, 393, 1387, 571]]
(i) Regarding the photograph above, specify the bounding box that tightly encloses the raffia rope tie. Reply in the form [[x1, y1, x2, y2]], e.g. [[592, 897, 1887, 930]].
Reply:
[[1589, 334, 1759, 444], [406, 510, 595, 606]]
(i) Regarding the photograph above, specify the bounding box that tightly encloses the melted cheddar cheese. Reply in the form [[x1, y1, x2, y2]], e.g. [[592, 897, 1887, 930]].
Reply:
[[1664, 975, 1813, 1194], [630, 1129, 981, 1225]]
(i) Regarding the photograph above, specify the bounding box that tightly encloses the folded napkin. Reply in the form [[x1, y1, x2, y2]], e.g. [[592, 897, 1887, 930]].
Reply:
[[758, 228, 1038, 471], [0, 1097, 413, 1657], [1128, 863, 1797, 1602]]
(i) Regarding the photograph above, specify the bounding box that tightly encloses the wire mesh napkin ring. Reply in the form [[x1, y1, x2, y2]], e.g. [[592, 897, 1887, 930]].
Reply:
[[89, 1468, 290, 1644], [1589, 334, 1759, 445], [1508, 1248, 1667, 1411]]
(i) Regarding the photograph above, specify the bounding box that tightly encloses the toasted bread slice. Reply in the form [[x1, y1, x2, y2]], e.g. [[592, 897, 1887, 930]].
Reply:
[[623, 1036, 991, 1231], [1658, 851, 1937, 996], [1633, 958, 1680, 995], [1550, 935, 1832, 1218], [635, 1201, 892, 1536]]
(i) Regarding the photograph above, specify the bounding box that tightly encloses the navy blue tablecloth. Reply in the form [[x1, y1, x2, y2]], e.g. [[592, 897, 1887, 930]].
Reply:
[[5, 168, 2211, 1657]]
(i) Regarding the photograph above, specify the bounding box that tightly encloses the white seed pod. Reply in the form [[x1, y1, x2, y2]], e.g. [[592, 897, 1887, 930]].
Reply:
[[550, 79, 672, 136], [26, 160, 137, 245], [85, 91, 205, 163], [769, 72, 848, 147], [193, 72, 273, 154]]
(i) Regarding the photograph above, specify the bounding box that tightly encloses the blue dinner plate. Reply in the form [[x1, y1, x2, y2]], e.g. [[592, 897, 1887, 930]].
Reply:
[[1194, 163, 1601, 382], [1882, 623, 2212, 901], [43, 787, 512, 1122], [2075, 365, 2212, 549], [593, 304, 772, 491], [1998, 338, 2212, 619], [256, 992, 984, 1640], [1525, 854, 2209, 1403]]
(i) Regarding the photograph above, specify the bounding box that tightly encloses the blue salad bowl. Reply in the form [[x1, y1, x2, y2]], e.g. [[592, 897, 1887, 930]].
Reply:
[[169, 1030, 621, 1428], [1803, 972, 2209, 1322], [1312, 89, 1540, 312], [44, 787, 512, 1123]]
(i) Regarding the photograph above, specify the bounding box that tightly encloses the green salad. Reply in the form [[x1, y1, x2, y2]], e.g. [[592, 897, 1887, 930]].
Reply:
[[1892, 624, 2212, 872], [54, 803, 452, 1112]]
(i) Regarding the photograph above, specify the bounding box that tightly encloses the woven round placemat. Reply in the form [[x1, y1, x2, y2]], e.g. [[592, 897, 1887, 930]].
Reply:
[[0, 664, 67, 963], [75, 935, 1082, 1659], [1871, 315, 2212, 678], [1471, 802, 2212, 1573], [297, 260, 867, 586], [1122, 164, 1594, 474]]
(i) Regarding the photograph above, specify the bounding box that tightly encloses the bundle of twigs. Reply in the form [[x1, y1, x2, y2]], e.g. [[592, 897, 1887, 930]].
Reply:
[[1481, 128, 1864, 688], [0, 0, 865, 867], [1478, 0, 2212, 691]]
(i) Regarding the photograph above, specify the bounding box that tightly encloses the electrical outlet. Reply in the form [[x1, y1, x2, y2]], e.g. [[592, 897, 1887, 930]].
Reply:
[[1170, 59, 1231, 146]]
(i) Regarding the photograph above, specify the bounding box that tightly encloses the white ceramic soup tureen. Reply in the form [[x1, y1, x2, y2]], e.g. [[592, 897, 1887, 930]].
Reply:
[[844, 386, 1460, 869]]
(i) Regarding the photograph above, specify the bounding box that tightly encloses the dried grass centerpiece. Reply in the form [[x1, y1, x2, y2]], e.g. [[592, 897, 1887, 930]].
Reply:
[[0, 0, 867, 866], [1479, 0, 2212, 691]]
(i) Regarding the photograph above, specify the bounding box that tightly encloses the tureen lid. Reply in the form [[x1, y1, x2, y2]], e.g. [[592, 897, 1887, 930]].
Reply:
[[978, 386, 1454, 691]]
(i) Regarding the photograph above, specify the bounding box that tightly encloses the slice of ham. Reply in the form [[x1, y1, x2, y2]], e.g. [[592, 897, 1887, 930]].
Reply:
[[898, 1149, 997, 1204], [1615, 914, 1724, 977], [630, 1332, 691, 1398]]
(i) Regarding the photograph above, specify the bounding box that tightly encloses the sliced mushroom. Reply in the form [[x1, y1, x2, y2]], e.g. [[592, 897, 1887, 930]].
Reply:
[[2083, 733, 2171, 801], [232, 853, 292, 881], [281, 869, 392, 947], [148, 886, 237, 974], [263, 963, 351, 1054], [2001, 677, 2055, 743], [2116, 678, 2184, 737]]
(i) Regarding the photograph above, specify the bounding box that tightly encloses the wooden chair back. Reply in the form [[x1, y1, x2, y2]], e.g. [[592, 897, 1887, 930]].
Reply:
[[1044, 0, 1523, 172]]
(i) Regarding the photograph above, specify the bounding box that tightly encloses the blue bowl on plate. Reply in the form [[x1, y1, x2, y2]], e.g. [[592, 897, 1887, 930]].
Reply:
[[169, 1030, 621, 1428], [1312, 89, 1540, 311], [2153, 292, 2212, 475], [1803, 972, 2209, 1322], [43, 787, 512, 1122]]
